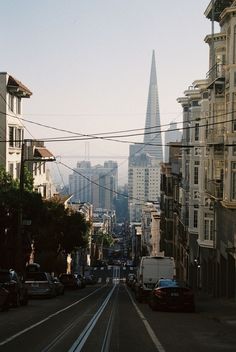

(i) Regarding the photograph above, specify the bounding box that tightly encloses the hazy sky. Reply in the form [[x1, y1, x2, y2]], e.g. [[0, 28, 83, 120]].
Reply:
[[1, 0, 213, 186]]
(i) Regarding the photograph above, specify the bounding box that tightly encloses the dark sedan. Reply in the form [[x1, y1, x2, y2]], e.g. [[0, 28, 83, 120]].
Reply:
[[148, 279, 195, 312], [59, 273, 80, 289], [0, 285, 10, 311], [0, 269, 28, 307]]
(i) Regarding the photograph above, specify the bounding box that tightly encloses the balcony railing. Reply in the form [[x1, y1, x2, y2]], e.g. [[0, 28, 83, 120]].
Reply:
[[206, 179, 223, 199], [206, 63, 225, 83]]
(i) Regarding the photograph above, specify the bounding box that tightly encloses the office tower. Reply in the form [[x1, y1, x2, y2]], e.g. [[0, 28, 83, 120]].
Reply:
[[128, 51, 162, 222], [143, 50, 163, 160]]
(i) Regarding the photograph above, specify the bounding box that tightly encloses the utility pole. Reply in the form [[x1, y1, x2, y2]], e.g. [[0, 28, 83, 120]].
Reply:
[[16, 141, 25, 273]]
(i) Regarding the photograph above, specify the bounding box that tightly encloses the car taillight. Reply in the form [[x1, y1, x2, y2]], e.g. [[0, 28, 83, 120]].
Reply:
[[154, 288, 167, 297]]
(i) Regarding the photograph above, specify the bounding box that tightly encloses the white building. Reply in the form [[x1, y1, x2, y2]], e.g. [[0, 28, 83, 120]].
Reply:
[[0, 73, 55, 199], [128, 151, 161, 222], [0, 72, 32, 177]]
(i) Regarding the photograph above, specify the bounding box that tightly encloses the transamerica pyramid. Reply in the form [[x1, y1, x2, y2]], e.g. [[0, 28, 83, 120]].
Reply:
[[143, 50, 163, 160]]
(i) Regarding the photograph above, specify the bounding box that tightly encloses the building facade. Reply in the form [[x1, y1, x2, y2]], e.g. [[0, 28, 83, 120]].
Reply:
[[0, 72, 32, 177], [160, 0, 236, 298]]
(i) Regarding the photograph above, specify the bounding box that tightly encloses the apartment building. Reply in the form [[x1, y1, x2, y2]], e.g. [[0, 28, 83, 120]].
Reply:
[[165, 0, 236, 297], [0, 72, 32, 177], [0, 72, 55, 199], [141, 202, 162, 256]]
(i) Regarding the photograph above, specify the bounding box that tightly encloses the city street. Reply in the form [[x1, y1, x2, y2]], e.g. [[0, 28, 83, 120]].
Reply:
[[0, 266, 236, 352]]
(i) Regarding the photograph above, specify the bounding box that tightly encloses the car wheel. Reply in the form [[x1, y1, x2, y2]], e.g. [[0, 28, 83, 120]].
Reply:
[[13, 292, 20, 308], [21, 294, 29, 306], [135, 290, 143, 303], [149, 298, 158, 311], [1, 299, 9, 312]]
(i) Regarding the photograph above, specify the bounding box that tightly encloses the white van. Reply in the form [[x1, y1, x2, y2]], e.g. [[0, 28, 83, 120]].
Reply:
[[135, 256, 175, 302]]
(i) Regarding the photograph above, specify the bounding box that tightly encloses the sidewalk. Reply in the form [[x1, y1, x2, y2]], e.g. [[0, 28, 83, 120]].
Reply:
[[195, 291, 236, 326]]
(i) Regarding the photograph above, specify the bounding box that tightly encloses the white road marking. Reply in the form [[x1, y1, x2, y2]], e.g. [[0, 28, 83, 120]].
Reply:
[[68, 285, 116, 352], [125, 286, 166, 352], [0, 286, 106, 347]]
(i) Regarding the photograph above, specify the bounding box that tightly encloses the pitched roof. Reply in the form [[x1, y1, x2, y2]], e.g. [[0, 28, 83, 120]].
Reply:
[[33, 147, 55, 160], [7, 75, 32, 98]]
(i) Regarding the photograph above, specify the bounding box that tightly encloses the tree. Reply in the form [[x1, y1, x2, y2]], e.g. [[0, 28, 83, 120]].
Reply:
[[0, 166, 91, 272]]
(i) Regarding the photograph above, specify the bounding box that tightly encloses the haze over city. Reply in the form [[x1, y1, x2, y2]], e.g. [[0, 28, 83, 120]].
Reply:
[[1, 0, 213, 186]]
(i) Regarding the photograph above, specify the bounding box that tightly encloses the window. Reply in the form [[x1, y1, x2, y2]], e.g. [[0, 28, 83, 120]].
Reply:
[[233, 25, 236, 64], [193, 206, 198, 228], [192, 100, 199, 107], [9, 126, 14, 147], [195, 123, 199, 141], [232, 93, 236, 131], [9, 94, 14, 111], [194, 161, 199, 185], [16, 97, 21, 114], [15, 128, 22, 148], [8, 163, 14, 177], [8, 126, 23, 148], [233, 143, 236, 156], [16, 163, 21, 179], [231, 162, 236, 200], [204, 214, 214, 241], [234, 72, 236, 87]]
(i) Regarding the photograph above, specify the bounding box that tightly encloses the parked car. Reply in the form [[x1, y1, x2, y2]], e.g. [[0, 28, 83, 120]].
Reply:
[[53, 277, 65, 295], [0, 285, 10, 311], [84, 272, 96, 285], [148, 279, 195, 312], [59, 273, 81, 289], [75, 274, 86, 288], [25, 272, 56, 298], [0, 269, 28, 307]]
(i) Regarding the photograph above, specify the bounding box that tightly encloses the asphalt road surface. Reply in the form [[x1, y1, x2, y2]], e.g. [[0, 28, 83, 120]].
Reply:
[[0, 266, 236, 352]]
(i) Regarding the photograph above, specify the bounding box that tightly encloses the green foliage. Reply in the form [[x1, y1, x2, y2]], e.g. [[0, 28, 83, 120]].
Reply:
[[0, 167, 91, 271], [23, 166, 34, 192], [96, 231, 114, 247], [0, 166, 18, 190]]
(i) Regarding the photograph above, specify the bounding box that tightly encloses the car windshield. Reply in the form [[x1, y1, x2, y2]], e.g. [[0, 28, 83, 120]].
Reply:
[[157, 280, 181, 288]]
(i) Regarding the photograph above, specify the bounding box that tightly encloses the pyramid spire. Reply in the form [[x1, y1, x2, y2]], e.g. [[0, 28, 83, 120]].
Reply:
[[143, 50, 163, 160]]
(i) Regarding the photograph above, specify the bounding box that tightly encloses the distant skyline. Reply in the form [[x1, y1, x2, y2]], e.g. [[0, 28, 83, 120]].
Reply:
[[1, 0, 214, 186]]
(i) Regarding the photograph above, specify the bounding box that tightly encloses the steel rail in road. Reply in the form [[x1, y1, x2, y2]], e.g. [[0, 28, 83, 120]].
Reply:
[[0, 285, 106, 348], [68, 284, 117, 352], [68, 266, 120, 352]]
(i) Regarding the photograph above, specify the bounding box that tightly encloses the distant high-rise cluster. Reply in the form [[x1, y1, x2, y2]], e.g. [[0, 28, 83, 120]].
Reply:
[[69, 160, 118, 211]]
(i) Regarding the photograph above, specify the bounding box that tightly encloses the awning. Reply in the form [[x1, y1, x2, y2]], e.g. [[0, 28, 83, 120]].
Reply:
[[34, 147, 55, 160], [7, 75, 32, 98]]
